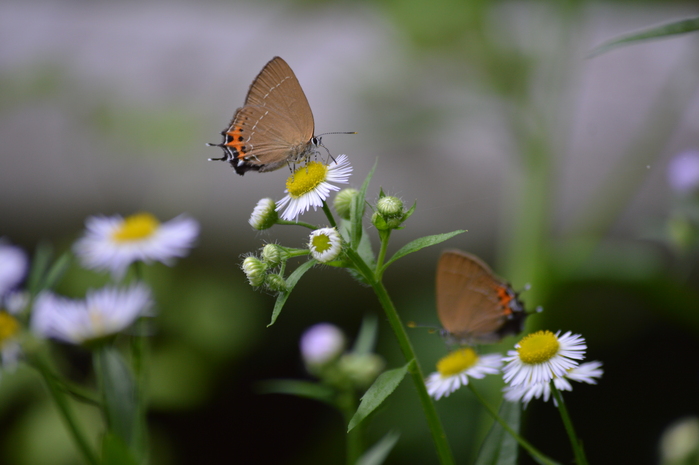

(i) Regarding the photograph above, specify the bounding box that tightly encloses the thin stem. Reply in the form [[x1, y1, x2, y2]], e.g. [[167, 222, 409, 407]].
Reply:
[[337, 388, 362, 465], [468, 385, 558, 465], [345, 248, 454, 465], [33, 353, 100, 465], [375, 230, 391, 278], [321, 201, 337, 228], [277, 219, 317, 229], [551, 384, 589, 465]]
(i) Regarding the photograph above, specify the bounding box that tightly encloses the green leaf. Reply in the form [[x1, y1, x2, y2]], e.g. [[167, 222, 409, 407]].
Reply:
[[383, 230, 466, 269], [339, 219, 375, 271], [43, 251, 71, 290], [95, 347, 143, 457], [256, 379, 335, 405], [101, 433, 140, 465], [352, 314, 378, 355], [27, 241, 53, 294], [348, 362, 410, 432], [475, 400, 521, 465], [351, 160, 378, 249], [356, 430, 400, 465], [590, 16, 699, 57], [268, 259, 317, 326], [402, 200, 417, 222]]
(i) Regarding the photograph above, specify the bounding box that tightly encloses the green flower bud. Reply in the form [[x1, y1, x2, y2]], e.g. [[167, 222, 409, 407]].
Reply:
[[376, 196, 404, 218], [261, 243, 283, 266], [338, 353, 385, 389], [265, 274, 288, 293], [249, 198, 278, 230], [333, 188, 359, 220], [241, 256, 266, 287]]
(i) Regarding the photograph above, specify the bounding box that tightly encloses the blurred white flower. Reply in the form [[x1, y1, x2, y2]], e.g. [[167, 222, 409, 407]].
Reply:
[[0, 241, 28, 297], [504, 361, 603, 406], [73, 213, 199, 279], [425, 348, 502, 400], [32, 283, 153, 345], [300, 323, 345, 367], [667, 150, 699, 194]]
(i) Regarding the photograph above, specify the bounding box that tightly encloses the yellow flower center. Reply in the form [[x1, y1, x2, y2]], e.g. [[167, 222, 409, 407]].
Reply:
[[436, 347, 479, 377], [311, 233, 332, 253], [286, 162, 328, 198], [111, 213, 160, 242], [517, 330, 560, 364], [0, 311, 20, 344]]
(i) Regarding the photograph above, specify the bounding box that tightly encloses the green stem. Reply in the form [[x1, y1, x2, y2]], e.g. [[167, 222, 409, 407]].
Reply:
[[337, 388, 363, 465], [33, 353, 100, 465], [375, 230, 391, 278], [551, 384, 588, 465], [321, 201, 337, 228], [345, 249, 454, 465], [468, 385, 558, 465], [278, 219, 317, 229]]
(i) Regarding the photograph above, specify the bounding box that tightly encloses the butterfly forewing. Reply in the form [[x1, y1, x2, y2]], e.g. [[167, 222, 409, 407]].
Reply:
[[243, 57, 314, 143]]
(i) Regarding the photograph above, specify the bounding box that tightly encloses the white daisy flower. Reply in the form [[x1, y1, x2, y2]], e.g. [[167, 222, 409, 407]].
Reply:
[[249, 198, 278, 230], [502, 330, 587, 388], [276, 154, 353, 221], [425, 347, 503, 400], [73, 213, 199, 279], [31, 283, 153, 345], [308, 228, 342, 263], [0, 241, 28, 297], [504, 361, 603, 406]]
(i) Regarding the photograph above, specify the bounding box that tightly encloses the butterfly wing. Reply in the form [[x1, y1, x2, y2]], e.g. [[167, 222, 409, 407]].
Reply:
[[221, 57, 316, 173], [436, 250, 519, 343]]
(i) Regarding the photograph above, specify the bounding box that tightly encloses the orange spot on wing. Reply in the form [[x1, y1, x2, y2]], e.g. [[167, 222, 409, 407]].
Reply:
[[497, 286, 514, 315]]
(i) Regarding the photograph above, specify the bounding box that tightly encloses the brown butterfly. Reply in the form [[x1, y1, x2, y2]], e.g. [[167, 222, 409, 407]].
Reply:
[[436, 249, 528, 345], [208, 56, 351, 175]]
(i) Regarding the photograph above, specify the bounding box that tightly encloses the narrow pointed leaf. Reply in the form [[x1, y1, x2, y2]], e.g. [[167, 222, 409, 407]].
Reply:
[[356, 431, 400, 465], [475, 400, 521, 465], [348, 362, 410, 432], [351, 160, 377, 249], [352, 314, 378, 355], [95, 347, 142, 456], [268, 259, 316, 326], [590, 17, 699, 57], [101, 433, 140, 465], [384, 230, 466, 268], [256, 379, 335, 405]]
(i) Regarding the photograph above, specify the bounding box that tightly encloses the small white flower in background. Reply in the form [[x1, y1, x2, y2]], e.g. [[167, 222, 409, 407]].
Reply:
[[300, 323, 345, 367], [0, 306, 23, 371], [502, 330, 586, 388], [276, 154, 353, 221], [73, 213, 199, 279], [0, 241, 28, 297], [659, 416, 699, 465], [308, 228, 342, 263], [249, 198, 278, 230], [667, 150, 699, 194], [31, 283, 153, 345], [425, 347, 503, 400], [503, 361, 603, 406]]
